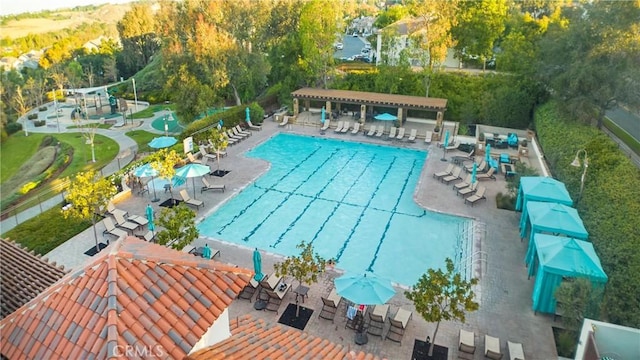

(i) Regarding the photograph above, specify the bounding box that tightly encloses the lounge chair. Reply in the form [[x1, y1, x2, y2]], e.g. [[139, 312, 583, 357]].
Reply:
[[457, 182, 478, 197], [445, 140, 459, 151], [334, 121, 344, 133], [351, 122, 360, 135], [238, 276, 261, 301], [396, 127, 405, 140], [186, 152, 204, 165], [232, 126, 250, 139], [451, 149, 475, 164], [113, 213, 139, 234], [106, 202, 128, 218], [453, 174, 473, 191], [441, 166, 463, 184], [201, 177, 225, 192], [320, 119, 331, 131], [375, 126, 384, 137], [260, 274, 282, 291], [136, 230, 155, 242], [465, 160, 486, 174], [103, 217, 128, 240], [387, 127, 397, 140], [407, 129, 417, 142], [260, 286, 290, 313], [386, 308, 412, 343], [508, 341, 525, 360], [485, 335, 503, 360], [246, 119, 262, 131], [366, 125, 376, 136], [319, 288, 342, 321], [465, 186, 487, 206], [341, 122, 351, 133], [227, 129, 244, 141], [234, 125, 251, 137], [278, 115, 289, 127], [458, 329, 476, 359], [127, 214, 148, 227], [178, 189, 204, 209], [433, 164, 454, 180], [222, 132, 238, 145], [476, 167, 496, 181], [367, 304, 389, 337], [206, 141, 228, 157], [425, 130, 433, 144]]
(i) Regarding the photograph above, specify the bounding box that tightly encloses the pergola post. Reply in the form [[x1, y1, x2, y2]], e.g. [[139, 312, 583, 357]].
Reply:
[[397, 108, 404, 127], [360, 105, 366, 124], [326, 101, 332, 119], [293, 98, 299, 117]]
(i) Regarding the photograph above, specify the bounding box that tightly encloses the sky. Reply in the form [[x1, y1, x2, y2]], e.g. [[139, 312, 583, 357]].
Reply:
[[0, 0, 132, 16]]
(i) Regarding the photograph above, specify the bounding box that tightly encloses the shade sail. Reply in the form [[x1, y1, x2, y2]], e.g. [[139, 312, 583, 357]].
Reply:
[[523, 202, 588, 266], [516, 177, 573, 224], [530, 234, 607, 314]]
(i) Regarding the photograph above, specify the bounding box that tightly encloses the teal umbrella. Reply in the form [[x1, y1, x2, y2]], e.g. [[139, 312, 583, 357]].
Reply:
[[175, 163, 211, 199], [149, 136, 178, 149], [245, 107, 251, 122], [146, 204, 155, 232], [253, 248, 264, 281], [335, 272, 395, 305], [443, 130, 450, 148], [321, 107, 326, 124], [485, 143, 492, 163], [134, 163, 160, 202], [202, 244, 212, 259], [471, 162, 478, 184]]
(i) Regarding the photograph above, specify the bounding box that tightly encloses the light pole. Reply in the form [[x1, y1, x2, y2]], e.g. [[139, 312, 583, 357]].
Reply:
[[164, 109, 174, 136], [570, 149, 588, 203]]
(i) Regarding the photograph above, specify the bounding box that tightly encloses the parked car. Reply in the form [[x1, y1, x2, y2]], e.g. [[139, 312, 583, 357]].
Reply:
[[352, 32, 358, 37], [361, 48, 370, 55], [334, 42, 344, 50]]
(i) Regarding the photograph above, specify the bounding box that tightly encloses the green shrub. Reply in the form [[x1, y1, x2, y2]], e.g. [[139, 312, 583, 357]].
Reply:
[[180, 103, 264, 140], [495, 192, 516, 210], [39, 106, 47, 112], [27, 114, 38, 120], [535, 101, 640, 328], [5, 122, 22, 134], [33, 120, 46, 127]]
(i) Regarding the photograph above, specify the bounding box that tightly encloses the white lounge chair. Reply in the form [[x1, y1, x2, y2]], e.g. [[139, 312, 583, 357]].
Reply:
[[386, 308, 412, 343], [375, 126, 384, 137], [341, 122, 351, 133], [179, 189, 204, 209], [320, 119, 330, 131], [485, 335, 503, 360], [366, 125, 376, 136], [407, 129, 417, 142], [334, 121, 344, 133], [508, 341, 525, 360], [234, 125, 251, 137], [113, 213, 139, 233], [425, 130, 433, 144], [103, 217, 128, 240], [396, 127, 405, 140], [319, 288, 342, 321], [201, 177, 225, 193], [387, 127, 397, 140], [246, 119, 262, 131], [459, 329, 476, 358], [106, 202, 128, 218], [278, 115, 289, 127], [367, 304, 389, 337], [465, 186, 487, 206], [351, 122, 360, 135]]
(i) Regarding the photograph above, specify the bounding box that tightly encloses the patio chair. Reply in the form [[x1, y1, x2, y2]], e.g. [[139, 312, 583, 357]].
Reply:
[[458, 329, 476, 359], [334, 121, 344, 133], [367, 304, 389, 337], [385, 308, 412, 343], [387, 127, 397, 140], [407, 129, 417, 142], [113, 213, 139, 234], [238, 277, 261, 302], [247, 119, 262, 131], [396, 127, 406, 140], [232, 126, 250, 139], [178, 189, 204, 209], [201, 177, 225, 192], [485, 335, 503, 360], [258, 286, 290, 313], [476, 167, 496, 181], [127, 214, 148, 228], [445, 140, 459, 151], [375, 126, 384, 137], [465, 186, 487, 206], [433, 164, 454, 180], [106, 202, 128, 218], [465, 160, 487, 174], [341, 121, 351, 133], [206, 141, 228, 157], [226, 129, 244, 141], [278, 115, 289, 127], [424, 130, 433, 144], [453, 174, 473, 191], [366, 125, 376, 136], [508, 341, 525, 360], [260, 274, 282, 291], [136, 230, 155, 242], [320, 119, 331, 131], [441, 166, 463, 184], [451, 149, 475, 164], [222, 132, 238, 145], [186, 152, 204, 164], [234, 125, 252, 137], [351, 122, 361, 135], [457, 182, 478, 198], [102, 217, 128, 240], [319, 288, 343, 322]]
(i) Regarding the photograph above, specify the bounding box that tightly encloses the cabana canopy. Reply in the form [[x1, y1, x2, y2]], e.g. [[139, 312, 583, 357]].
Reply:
[[516, 177, 573, 222], [531, 234, 607, 314], [523, 202, 588, 266]]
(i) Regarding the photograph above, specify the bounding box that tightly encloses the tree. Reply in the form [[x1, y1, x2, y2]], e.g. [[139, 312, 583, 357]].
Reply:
[[63, 170, 117, 253], [151, 149, 182, 204], [405, 257, 479, 356], [117, 2, 160, 74], [155, 204, 198, 250], [208, 128, 228, 174], [274, 241, 327, 317], [298, 0, 340, 88]]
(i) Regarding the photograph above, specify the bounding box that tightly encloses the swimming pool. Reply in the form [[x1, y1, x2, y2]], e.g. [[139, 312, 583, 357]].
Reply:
[[198, 133, 471, 286]]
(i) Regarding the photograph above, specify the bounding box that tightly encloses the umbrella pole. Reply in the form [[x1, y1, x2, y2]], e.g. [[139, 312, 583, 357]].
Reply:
[[151, 176, 160, 202], [193, 178, 197, 199]]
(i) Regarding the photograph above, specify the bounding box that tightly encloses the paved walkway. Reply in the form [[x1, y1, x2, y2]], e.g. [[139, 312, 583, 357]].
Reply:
[[45, 116, 558, 359]]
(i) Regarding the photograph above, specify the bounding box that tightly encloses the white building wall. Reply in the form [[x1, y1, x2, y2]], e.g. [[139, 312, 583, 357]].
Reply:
[[188, 308, 232, 355]]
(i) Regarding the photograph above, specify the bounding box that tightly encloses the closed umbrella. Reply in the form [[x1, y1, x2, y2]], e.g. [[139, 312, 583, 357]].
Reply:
[[334, 272, 395, 305], [202, 244, 212, 259], [253, 248, 264, 281], [174, 163, 211, 199], [471, 162, 478, 185], [146, 204, 155, 233], [149, 136, 178, 149], [441, 130, 450, 161], [134, 163, 160, 202], [485, 143, 492, 163], [245, 107, 251, 122], [321, 107, 326, 124]]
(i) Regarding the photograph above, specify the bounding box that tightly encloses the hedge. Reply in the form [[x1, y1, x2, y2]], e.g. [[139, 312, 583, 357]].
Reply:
[[534, 102, 640, 327], [180, 103, 265, 140]]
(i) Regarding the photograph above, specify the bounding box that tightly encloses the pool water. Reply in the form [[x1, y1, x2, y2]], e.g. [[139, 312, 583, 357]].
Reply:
[[198, 133, 470, 286]]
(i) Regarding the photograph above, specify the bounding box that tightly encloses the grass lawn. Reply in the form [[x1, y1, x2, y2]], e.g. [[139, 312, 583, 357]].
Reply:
[[67, 124, 113, 130], [126, 129, 158, 153], [130, 104, 176, 119], [1, 204, 92, 255], [603, 117, 640, 155], [0, 133, 44, 183]]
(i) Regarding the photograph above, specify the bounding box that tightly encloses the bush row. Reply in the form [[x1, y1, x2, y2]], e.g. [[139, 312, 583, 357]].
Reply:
[[534, 102, 640, 327], [180, 103, 265, 141]]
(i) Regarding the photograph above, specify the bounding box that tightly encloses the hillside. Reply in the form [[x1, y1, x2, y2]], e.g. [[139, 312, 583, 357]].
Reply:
[[0, 4, 131, 39]]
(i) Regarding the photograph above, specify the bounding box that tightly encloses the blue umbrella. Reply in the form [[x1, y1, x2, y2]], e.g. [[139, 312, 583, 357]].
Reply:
[[485, 143, 492, 163], [245, 107, 251, 122], [253, 248, 264, 281], [149, 136, 178, 149], [134, 163, 160, 201], [175, 163, 211, 199], [202, 244, 212, 259], [335, 272, 395, 305], [471, 162, 478, 185], [146, 204, 155, 232], [373, 113, 397, 121], [321, 107, 326, 124]]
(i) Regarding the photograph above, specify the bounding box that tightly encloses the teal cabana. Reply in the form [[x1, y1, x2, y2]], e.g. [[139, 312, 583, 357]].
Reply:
[[530, 234, 607, 314], [523, 201, 588, 268], [516, 177, 573, 225]]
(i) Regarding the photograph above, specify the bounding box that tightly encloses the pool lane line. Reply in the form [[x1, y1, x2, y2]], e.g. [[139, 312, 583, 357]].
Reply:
[[334, 156, 397, 262], [269, 150, 365, 248], [366, 158, 420, 272], [214, 146, 323, 235], [243, 147, 341, 244]]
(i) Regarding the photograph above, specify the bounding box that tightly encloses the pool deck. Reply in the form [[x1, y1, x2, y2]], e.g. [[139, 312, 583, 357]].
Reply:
[[46, 116, 558, 359]]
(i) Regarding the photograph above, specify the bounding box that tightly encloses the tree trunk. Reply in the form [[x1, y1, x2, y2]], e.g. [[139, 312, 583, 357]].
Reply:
[[596, 109, 604, 130], [231, 84, 241, 106], [429, 320, 441, 357]]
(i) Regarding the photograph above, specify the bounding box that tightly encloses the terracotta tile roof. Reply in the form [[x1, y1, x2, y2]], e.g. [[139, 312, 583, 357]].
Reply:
[[185, 314, 384, 360], [0, 237, 252, 359], [0, 238, 68, 319]]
